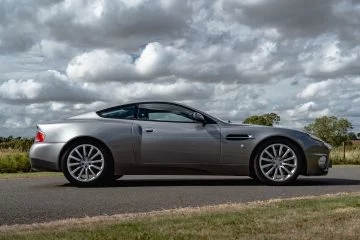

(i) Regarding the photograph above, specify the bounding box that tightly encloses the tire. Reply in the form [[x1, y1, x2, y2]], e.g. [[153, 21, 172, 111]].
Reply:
[[248, 171, 259, 182], [61, 140, 114, 187], [253, 139, 302, 185]]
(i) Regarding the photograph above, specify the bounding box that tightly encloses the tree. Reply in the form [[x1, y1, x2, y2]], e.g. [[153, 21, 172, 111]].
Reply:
[[304, 116, 353, 147], [243, 113, 280, 126], [357, 132, 360, 139], [348, 132, 357, 140]]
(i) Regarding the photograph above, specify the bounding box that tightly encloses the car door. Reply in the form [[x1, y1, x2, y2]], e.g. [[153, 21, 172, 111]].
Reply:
[[132, 103, 220, 165], [96, 104, 136, 165]]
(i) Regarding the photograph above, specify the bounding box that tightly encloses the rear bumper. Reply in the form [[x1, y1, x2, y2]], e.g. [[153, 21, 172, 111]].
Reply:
[[29, 142, 66, 171], [30, 158, 59, 171]]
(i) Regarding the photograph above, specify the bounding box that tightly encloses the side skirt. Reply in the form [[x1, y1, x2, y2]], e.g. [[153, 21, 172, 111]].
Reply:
[[115, 164, 249, 176]]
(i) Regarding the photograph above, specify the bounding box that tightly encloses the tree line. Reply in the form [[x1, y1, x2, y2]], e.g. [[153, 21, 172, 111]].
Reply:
[[0, 136, 34, 151], [243, 113, 357, 147]]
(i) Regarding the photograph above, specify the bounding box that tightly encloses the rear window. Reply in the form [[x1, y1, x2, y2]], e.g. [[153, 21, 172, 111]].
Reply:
[[97, 105, 135, 119]]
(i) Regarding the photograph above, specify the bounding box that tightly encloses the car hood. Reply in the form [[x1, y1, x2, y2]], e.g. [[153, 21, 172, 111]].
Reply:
[[225, 122, 309, 135]]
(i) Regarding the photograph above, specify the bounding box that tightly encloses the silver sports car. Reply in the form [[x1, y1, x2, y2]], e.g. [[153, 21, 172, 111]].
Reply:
[[30, 101, 331, 186]]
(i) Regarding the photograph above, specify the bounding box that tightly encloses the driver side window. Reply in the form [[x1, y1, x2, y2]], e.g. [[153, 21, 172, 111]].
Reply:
[[137, 103, 196, 123]]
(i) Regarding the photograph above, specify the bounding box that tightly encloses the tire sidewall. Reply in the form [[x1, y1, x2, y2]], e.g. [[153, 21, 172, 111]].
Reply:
[[61, 140, 113, 187], [253, 139, 302, 185]]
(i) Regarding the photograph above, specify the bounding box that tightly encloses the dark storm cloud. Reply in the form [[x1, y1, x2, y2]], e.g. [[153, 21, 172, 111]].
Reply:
[[222, 0, 360, 39], [0, 0, 63, 53], [38, 0, 191, 50]]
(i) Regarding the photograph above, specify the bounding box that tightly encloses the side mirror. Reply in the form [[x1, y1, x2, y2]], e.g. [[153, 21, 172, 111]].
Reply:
[[192, 112, 205, 123]]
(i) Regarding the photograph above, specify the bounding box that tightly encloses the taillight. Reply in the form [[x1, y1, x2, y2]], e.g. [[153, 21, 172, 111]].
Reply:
[[35, 130, 45, 142]]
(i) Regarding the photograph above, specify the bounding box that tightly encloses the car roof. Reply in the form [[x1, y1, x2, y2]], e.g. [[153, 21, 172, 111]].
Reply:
[[103, 101, 196, 111], [98, 101, 225, 124]]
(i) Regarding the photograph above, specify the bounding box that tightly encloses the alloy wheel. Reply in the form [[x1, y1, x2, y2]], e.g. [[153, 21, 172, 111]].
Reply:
[[66, 144, 105, 182], [258, 143, 298, 182]]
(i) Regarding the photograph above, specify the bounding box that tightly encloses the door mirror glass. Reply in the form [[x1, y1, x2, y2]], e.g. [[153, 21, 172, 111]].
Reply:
[[192, 112, 205, 123]]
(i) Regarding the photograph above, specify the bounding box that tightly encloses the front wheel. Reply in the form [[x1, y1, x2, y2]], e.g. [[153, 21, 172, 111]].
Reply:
[[254, 140, 302, 185], [62, 141, 113, 187]]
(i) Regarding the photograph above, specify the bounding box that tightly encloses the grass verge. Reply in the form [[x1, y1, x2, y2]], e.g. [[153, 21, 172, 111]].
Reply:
[[0, 148, 61, 178], [0, 150, 30, 173], [1, 192, 360, 240], [330, 146, 360, 165]]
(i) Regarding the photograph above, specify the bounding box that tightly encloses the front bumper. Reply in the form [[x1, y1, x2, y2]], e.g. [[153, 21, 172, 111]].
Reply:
[[29, 142, 66, 171], [305, 153, 331, 176], [304, 143, 331, 176]]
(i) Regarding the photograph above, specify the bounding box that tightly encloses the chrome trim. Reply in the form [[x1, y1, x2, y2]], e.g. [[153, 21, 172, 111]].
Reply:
[[225, 134, 254, 141]]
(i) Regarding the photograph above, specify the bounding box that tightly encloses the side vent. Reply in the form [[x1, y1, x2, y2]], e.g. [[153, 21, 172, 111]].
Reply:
[[225, 134, 254, 141]]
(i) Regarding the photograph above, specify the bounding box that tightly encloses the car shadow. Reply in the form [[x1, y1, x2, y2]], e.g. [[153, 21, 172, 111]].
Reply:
[[111, 178, 259, 187], [292, 178, 360, 186], [60, 177, 360, 188]]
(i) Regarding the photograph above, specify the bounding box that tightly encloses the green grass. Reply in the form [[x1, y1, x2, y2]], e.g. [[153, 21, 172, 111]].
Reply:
[[330, 146, 360, 165], [1, 193, 360, 240], [0, 149, 30, 173], [0, 149, 61, 177]]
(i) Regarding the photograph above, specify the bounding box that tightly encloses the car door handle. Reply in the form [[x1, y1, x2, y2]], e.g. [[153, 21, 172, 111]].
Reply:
[[144, 128, 154, 133]]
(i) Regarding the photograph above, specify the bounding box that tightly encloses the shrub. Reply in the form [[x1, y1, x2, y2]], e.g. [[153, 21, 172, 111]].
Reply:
[[0, 151, 31, 173], [330, 146, 360, 165]]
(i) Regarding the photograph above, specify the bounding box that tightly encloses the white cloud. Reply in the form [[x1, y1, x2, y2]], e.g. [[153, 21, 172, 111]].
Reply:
[[135, 42, 175, 76], [236, 41, 286, 79], [0, 79, 43, 100], [301, 40, 360, 77], [297, 77, 360, 102], [297, 80, 333, 100], [0, 71, 97, 103], [66, 49, 137, 82], [286, 101, 330, 121]]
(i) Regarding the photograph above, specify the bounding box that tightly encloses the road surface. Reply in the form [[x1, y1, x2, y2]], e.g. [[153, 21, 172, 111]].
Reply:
[[1, 166, 360, 225]]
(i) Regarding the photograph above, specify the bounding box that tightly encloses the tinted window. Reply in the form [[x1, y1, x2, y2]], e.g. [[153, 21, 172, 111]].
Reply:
[[138, 103, 196, 123], [97, 105, 135, 119]]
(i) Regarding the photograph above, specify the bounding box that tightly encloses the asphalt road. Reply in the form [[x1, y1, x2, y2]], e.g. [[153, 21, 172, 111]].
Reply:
[[1, 166, 360, 226]]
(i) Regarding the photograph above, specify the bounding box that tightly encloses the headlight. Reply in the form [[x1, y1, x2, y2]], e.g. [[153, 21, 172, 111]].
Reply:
[[308, 134, 332, 149]]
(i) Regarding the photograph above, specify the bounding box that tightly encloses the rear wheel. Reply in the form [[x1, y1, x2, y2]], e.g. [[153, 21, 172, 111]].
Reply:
[[254, 140, 302, 185], [62, 140, 113, 187]]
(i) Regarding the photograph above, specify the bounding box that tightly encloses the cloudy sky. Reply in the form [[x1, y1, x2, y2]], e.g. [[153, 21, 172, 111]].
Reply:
[[1, 0, 360, 136]]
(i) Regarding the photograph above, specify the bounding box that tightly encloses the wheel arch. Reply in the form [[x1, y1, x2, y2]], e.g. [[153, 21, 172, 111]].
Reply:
[[58, 136, 114, 172], [249, 136, 307, 177]]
